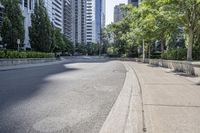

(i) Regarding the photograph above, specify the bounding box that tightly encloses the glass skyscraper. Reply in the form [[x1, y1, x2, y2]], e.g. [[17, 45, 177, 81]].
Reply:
[[86, 0, 105, 44]]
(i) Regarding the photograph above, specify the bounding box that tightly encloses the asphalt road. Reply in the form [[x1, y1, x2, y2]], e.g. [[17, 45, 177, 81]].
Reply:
[[0, 58, 126, 133]]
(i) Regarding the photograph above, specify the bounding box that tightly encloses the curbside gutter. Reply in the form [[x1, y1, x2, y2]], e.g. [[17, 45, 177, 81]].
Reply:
[[99, 62, 144, 133]]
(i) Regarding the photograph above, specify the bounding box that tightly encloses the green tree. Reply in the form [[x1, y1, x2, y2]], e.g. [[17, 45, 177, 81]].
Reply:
[[75, 43, 87, 55], [1, 17, 11, 46], [161, 0, 200, 60], [63, 35, 74, 55], [53, 28, 65, 52], [1, 0, 24, 49], [29, 0, 53, 52]]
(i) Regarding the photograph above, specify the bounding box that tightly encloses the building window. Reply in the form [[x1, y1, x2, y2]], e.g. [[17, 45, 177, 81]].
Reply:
[[24, 0, 28, 7]]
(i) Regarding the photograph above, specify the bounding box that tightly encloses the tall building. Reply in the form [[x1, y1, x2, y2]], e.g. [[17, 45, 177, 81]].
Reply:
[[20, 0, 35, 49], [63, 0, 72, 40], [96, 0, 105, 43], [86, 0, 95, 43], [114, 4, 127, 23], [101, 0, 106, 27], [44, 0, 64, 32], [128, 0, 139, 6], [19, 0, 66, 49], [0, 4, 4, 29], [71, 0, 86, 45], [85, 0, 105, 44]]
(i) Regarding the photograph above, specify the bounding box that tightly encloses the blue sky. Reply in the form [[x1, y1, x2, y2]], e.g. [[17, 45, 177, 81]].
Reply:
[[105, 0, 128, 26]]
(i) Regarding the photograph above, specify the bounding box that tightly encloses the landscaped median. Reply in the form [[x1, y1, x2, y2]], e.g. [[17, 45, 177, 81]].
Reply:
[[0, 50, 56, 67]]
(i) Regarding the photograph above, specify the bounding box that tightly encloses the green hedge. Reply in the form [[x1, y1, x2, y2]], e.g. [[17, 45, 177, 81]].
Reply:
[[193, 47, 200, 60], [0, 50, 55, 58], [161, 48, 187, 60], [161, 48, 200, 60]]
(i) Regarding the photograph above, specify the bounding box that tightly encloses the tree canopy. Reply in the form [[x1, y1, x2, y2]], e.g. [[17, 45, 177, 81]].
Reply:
[[106, 0, 200, 60]]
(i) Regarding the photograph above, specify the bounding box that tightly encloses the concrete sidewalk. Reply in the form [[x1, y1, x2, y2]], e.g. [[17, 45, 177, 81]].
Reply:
[[128, 62, 200, 133]]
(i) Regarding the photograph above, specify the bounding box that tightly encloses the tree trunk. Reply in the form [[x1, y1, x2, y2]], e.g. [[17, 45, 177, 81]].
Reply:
[[187, 28, 194, 61], [160, 39, 165, 53]]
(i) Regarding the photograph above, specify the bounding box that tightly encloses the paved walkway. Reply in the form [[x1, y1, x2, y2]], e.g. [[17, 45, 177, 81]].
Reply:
[[128, 61, 200, 133]]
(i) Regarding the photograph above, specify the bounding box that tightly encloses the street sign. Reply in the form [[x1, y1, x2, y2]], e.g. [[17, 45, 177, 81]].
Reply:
[[17, 39, 20, 45]]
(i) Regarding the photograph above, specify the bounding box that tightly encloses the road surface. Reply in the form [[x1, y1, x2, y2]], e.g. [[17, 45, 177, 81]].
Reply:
[[0, 58, 126, 133]]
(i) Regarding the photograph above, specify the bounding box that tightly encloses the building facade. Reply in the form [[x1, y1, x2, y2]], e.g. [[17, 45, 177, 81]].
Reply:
[[71, 0, 86, 45], [128, 0, 139, 6], [86, 0, 95, 44], [44, 0, 64, 32], [19, 0, 66, 49], [20, 0, 35, 49], [0, 4, 4, 29], [85, 0, 105, 44], [114, 4, 127, 23], [18, 0, 106, 48], [63, 0, 72, 40]]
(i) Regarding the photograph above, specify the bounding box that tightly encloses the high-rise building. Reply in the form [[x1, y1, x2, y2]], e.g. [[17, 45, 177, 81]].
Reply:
[[0, 4, 4, 29], [86, 0, 95, 43], [101, 0, 106, 27], [114, 4, 127, 23], [71, 0, 86, 45], [20, 0, 66, 49], [63, 0, 72, 40], [44, 0, 64, 32], [20, 0, 35, 49], [85, 0, 105, 44], [128, 0, 139, 6], [96, 0, 105, 43]]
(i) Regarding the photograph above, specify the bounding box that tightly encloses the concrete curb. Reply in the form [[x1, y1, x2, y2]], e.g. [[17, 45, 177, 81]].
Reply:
[[99, 62, 143, 133]]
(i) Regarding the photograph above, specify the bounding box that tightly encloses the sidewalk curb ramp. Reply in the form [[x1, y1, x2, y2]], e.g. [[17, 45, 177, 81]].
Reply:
[[99, 62, 143, 133]]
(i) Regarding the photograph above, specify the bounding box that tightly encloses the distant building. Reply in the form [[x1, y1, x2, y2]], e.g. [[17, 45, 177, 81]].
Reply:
[[20, 0, 35, 49], [71, 0, 86, 45], [114, 4, 127, 23], [0, 4, 4, 29], [86, 0, 105, 44], [19, 0, 66, 49], [44, 0, 64, 32], [128, 0, 139, 6], [63, 0, 72, 40]]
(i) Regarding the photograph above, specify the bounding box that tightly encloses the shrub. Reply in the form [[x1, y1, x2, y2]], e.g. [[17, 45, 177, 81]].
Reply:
[[0, 50, 55, 58], [193, 47, 200, 61], [161, 48, 187, 60], [0, 51, 6, 58], [107, 46, 119, 57]]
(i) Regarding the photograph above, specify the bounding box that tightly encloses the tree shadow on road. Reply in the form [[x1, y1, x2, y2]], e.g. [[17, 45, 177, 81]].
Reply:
[[0, 64, 80, 111]]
